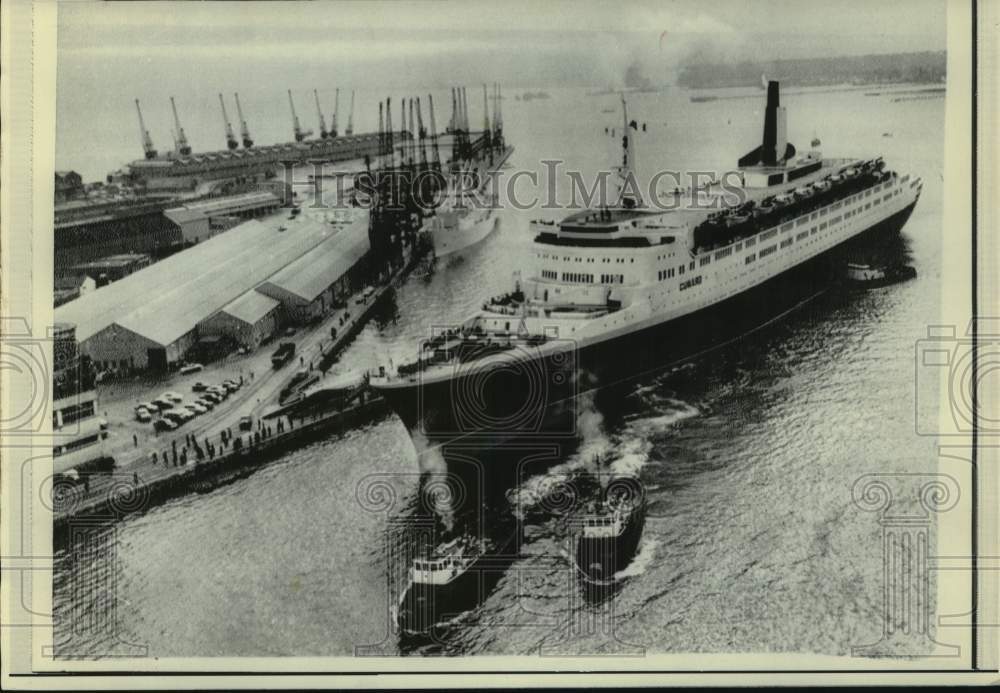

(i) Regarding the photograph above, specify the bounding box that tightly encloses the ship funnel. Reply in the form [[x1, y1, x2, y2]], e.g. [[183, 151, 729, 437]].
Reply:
[[169, 96, 192, 156], [135, 99, 158, 159], [219, 94, 239, 150], [314, 89, 328, 139], [738, 80, 796, 168], [234, 92, 254, 148], [345, 90, 355, 136]]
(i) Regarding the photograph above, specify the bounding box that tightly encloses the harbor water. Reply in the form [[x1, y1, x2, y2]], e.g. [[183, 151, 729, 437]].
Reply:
[[53, 85, 945, 657]]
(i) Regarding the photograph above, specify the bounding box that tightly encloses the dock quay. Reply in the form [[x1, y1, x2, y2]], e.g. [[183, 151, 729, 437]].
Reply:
[[52, 392, 388, 536], [53, 224, 431, 535]]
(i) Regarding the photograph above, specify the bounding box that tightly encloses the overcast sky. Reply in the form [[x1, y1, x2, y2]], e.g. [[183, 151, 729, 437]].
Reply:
[[59, 0, 947, 89]]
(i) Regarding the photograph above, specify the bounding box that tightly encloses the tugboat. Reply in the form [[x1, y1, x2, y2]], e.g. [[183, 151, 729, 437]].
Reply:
[[845, 261, 917, 287], [574, 476, 646, 584], [396, 524, 519, 635]]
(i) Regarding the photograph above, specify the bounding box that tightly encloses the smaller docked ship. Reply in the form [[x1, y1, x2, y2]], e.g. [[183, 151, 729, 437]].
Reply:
[[425, 84, 513, 260], [574, 476, 646, 584], [396, 525, 519, 635]]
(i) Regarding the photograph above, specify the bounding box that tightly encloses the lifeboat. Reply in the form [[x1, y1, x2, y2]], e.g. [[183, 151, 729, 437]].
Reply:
[[794, 186, 812, 199]]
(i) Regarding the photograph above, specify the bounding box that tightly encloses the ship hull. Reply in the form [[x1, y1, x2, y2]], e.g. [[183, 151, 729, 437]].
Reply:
[[396, 531, 520, 636], [377, 201, 917, 457], [429, 209, 499, 259]]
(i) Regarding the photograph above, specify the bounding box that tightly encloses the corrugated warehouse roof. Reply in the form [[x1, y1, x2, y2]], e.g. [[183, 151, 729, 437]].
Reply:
[[164, 192, 279, 225], [260, 217, 370, 302], [217, 290, 281, 325], [56, 217, 341, 345]]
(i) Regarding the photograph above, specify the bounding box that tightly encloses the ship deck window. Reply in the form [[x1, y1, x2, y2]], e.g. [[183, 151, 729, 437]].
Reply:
[[811, 227, 818, 235], [865, 203, 871, 210], [735, 242, 742, 251], [759, 245, 777, 257], [796, 231, 809, 241], [689, 261, 695, 270], [700, 256, 711, 266], [832, 202, 842, 210], [820, 208, 828, 216], [780, 238, 793, 248], [820, 221, 828, 230], [830, 215, 842, 224], [761, 229, 777, 241], [745, 253, 756, 264], [678, 264, 685, 275], [811, 212, 818, 220], [781, 222, 794, 232], [874, 199, 881, 205], [714, 247, 732, 260], [745, 237, 756, 247]]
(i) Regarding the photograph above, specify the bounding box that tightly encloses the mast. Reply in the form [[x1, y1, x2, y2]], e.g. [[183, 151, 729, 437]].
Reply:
[[314, 89, 328, 139], [169, 96, 191, 156], [428, 93, 442, 169], [234, 92, 254, 148], [619, 94, 641, 209], [449, 87, 457, 133], [219, 94, 239, 150], [416, 97, 428, 170], [408, 98, 416, 170], [288, 89, 312, 142], [345, 89, 355, 135], [135, 99, 158, 160], [331, 88, 340, 138], [482, 83, 492, 158]]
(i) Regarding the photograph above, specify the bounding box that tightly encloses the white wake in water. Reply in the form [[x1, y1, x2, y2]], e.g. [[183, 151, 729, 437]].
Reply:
[[612, 537, 660, 580]]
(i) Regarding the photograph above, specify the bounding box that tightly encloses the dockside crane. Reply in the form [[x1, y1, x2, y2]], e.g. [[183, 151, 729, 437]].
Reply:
[[234, 92, 254, 148], [169, 96, 192, 156], [416, 97, 429, 170], [219, 93, 239, 150], [331, 88, 340, 138], [288, 89, 313, 142], [482, 83, 492, 157], [135, 99, 158, 159], [314, 89, 329, 139], [428, 94, 442, 170], [345, 90, 355, 136]]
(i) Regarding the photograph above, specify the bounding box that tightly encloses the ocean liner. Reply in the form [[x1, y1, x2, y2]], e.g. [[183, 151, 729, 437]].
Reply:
[[425, 84, 514, 260], [371, 81, 923, 452]]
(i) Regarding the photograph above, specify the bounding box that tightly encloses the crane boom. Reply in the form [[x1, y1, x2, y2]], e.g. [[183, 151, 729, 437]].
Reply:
[[234, 92, 254, 148], [345, 90, 355, 135], [169, 96, 192, 156], [314, 89, 328, 138], [135, 99, 158, 159], [288, 89, 312, 142], [219, 93, 239, 150], [331, 88, 340, 138]]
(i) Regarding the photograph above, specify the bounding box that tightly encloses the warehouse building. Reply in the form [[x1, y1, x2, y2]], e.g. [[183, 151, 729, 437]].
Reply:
[[164, 191, 283, 244], [257, 218, 370, 324], [56, 217, 344, 370], [199, 290, 282, 350], [55, 212, 372, 370]]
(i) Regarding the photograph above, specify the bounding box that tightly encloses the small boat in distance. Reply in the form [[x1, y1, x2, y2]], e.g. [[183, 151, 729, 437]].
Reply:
[[845, 261, 916, 286]]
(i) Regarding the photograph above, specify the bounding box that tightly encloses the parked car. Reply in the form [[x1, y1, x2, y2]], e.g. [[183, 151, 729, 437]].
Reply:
[[161, 391, 183, 403], [222, 379, 240, 391], [179, 363, 204, 375], [164, 408, 193, 423], [192, 381, 209, 392], [207, 387, 228, 399], [184, 403, 207, 415], [238, 415, 253, 432], [154, 418, 178, 432], [201, 392, 222, 404], [152, 398, 174, 411], [137, 401, 158, 413], [196, 397, 215, 411], [135, 408, 152, 423]]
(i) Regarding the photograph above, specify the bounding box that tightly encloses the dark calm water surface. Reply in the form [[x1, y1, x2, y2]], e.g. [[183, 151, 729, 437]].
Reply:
[[54, 85, 944, 657]]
